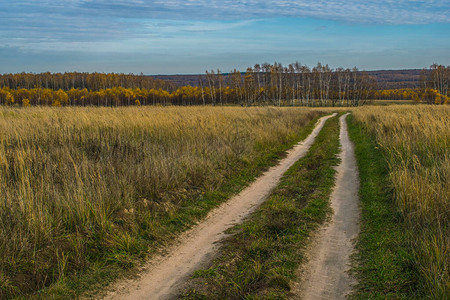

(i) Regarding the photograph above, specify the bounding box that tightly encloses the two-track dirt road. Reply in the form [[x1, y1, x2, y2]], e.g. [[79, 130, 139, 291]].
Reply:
[[104, 113, 336, 300], [293, 113, 360, 299]]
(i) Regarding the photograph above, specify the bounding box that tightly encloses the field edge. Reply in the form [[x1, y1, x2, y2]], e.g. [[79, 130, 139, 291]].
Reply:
[[346, 115, 422, 299]]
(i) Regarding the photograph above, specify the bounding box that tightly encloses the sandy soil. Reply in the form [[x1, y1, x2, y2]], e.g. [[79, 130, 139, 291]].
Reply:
[[292, 113, 360, 300], [103, 113, 336, 300]]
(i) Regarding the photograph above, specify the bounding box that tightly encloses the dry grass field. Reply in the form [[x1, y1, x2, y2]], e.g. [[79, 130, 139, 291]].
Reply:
[[0, 106, 322, 298], [1, 104, 448, 298], [352, 105, 449, 298]]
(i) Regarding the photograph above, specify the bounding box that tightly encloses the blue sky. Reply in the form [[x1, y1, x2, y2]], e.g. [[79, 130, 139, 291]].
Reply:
[[1, 0, 449, 74]]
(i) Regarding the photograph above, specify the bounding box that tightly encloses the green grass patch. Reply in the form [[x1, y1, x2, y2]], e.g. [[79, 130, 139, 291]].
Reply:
[[179, 115, 341, 299], [346, 115, 422, 299]]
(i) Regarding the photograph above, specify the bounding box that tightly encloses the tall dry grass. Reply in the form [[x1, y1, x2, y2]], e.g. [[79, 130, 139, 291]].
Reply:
[[352, 105, 449, 298], [0, 106, 321, 297]]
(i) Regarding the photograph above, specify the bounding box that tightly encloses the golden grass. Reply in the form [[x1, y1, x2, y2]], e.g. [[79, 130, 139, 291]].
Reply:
[[352, 105, 449, 298], [0, 106, 322, 298]]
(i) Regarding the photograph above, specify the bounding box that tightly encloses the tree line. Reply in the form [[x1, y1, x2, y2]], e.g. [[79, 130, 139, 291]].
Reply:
[[0, 63, 448, 107], [419, 64, 450, 104], [0, 72, 174, 91], [201, 63, 376, 107], [375, 88, 449, 104]]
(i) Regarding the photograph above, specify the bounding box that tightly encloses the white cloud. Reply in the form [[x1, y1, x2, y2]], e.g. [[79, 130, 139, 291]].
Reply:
[[93, 0, 449, 24], [0, 1, 448, 54], [4, 1, 450, 24]]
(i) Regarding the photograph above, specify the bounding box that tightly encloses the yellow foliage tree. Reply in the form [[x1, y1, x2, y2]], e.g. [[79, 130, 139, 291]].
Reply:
[[4, 91, 14, 105]]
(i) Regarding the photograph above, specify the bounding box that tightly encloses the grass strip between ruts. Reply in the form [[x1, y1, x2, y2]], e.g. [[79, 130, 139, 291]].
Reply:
[[180, 114, 341, 299], [346, 115, 421, 299]]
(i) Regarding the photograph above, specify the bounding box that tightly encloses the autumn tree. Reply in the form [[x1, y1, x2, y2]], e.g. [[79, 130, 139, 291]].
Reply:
[[230, 69, 243, 105], [205, 70, 217, 105], [430, 64, 449, 104]]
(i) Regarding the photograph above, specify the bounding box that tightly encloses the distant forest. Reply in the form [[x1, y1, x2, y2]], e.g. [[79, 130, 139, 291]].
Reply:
[[152, 69, 424, 90], [0, 63, 448, 107]]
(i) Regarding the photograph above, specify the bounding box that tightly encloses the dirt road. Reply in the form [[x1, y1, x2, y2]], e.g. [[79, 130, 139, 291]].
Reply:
[[293, 113, 360, 299], [104, 113, 336, 300]]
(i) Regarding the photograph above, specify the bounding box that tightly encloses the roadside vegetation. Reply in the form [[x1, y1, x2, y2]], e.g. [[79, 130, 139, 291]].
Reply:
[[347, 115, 420, 298], [0, 106, 324, 299], [350, 105, 449, 299], [180, 115, 341, 299]]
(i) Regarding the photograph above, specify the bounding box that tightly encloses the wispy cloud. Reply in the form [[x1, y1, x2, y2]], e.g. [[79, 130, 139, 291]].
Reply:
[[1, 1, 448, 48], [75, 0, 450, 24], [0, 1, 448, 73]]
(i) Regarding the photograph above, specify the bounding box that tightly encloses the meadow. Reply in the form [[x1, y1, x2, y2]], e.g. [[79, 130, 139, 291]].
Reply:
[[352, 105, 449, 298], [0, 104, 448, 299], [0, 106, 322, 298]]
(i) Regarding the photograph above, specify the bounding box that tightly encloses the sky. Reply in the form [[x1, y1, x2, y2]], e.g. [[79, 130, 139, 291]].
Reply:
[[0, 0, 449, 74]]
